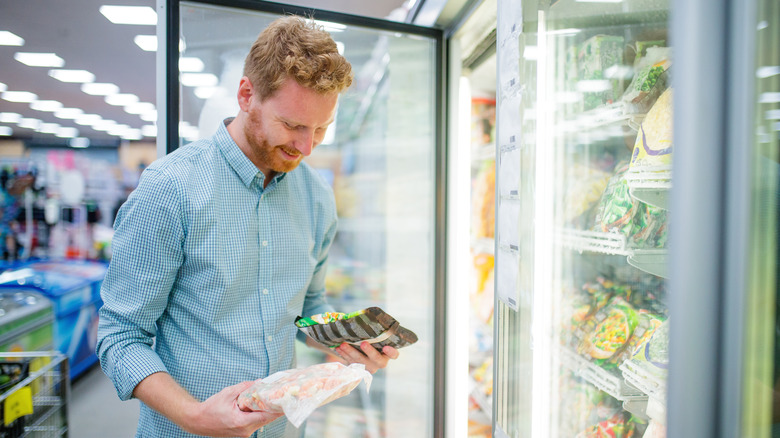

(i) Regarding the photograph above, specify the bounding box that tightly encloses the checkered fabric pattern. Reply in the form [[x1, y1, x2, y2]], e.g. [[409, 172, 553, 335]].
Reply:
[[97, 119, 337, 438]]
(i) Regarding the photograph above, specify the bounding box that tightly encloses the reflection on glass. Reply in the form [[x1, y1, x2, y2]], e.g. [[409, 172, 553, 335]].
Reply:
[[178, 3, 437, 437], [744, 1, 780, 437]]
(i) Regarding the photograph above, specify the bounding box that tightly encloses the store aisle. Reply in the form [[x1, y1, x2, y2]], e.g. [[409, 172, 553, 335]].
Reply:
[[70, 364, 139, 437]]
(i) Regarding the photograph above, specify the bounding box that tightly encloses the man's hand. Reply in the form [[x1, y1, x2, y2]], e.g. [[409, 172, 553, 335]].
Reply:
[[184, 381, 284, 437], [133, 372, 283, 438], [334, 342, 399, 374]]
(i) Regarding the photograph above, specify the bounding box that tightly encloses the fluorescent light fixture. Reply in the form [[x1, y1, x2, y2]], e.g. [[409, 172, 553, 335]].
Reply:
[[92, 120, 118, 131], [194, 86, 218, 99], [766, 109, 780, 120], [48, 69, 95, 83], [760, 92, 780, 103], [141, 125, 157, 137], [523, 46, 538, 60], [69, 137, 90, 148], [99, 5, 157, 25], [2, 91, 37, 102], [124, 102, 155, 115], [757, 66, 780, 78], [105, 93, 139, 106], [55, 127, 79, 138], [181, 73, 218, 87], [54, 108, 84, 119], [576, 80, 612, 93], [0, 31, 24, 46], [108, 124, 131, 136], [134, 35, 157, 51], [179, 57, 204, 72], [38, 123, 61, 134], [0, 82, 5, 92], [17, 118, 41, 129], [30, 100, 63, 112], [74, 114, 103, 125], [140, 111, 157, 122], [121, 129, 143, 140], [0, 113, 22, 123], [14, 52, 65, 67], [547, 28, 581, 35], [81, 82, 119, 96], [758, 21, 769, 30], [0, 126, 11, 136]]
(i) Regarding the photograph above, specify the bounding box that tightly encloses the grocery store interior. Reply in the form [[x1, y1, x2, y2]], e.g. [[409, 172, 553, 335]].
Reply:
[[1, 0, 779, 437]]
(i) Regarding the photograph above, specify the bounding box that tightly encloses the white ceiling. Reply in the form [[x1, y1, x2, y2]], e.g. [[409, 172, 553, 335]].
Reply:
[[0, 0, 415, 146]]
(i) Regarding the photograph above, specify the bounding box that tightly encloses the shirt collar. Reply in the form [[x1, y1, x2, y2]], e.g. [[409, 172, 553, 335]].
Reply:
[[215, 118, 287, 188]]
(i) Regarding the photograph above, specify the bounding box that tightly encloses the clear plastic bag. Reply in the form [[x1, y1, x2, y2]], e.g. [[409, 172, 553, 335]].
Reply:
[[237, 363, 372, 427]]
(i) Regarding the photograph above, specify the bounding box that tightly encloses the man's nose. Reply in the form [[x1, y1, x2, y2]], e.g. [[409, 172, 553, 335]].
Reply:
[[294, 130, 315, 156]]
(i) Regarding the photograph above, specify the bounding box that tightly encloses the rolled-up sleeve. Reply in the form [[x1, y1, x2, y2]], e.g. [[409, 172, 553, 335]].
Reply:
[[96, 168, 185, 401]]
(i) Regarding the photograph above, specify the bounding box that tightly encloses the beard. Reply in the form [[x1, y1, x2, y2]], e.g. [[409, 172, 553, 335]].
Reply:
[[243, 110, 303, 175]]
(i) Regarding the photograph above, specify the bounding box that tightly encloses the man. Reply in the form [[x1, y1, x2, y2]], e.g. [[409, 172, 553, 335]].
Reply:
[[97, 15, 398, 438]]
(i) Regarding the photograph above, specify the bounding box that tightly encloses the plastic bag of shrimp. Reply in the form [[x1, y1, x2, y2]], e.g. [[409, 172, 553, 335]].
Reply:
[[237, 362, 372, 427]]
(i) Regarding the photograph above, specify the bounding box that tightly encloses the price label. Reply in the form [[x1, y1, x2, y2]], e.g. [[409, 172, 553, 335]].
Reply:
[[4, 386, 33, 426]]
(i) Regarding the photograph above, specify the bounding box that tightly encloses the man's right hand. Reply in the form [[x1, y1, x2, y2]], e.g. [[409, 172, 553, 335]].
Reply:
[[133, 372, 283, 438]]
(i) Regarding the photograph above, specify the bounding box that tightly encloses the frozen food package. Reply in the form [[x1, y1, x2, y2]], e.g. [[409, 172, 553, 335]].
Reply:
[[579, 297, 639, 363], [628, 319, 670, 379], [237, 362, 372, 427], [622, 46, 671, 115], [562, 163, 612, 227], [629, 203, 669, 249], [295, 307, 418, 351], [577, 35, 626, 110], [594, 163, 639, 236], [575, 411, 639, 438], [630, 88, 673, 169], [603, 310, 664, 368]]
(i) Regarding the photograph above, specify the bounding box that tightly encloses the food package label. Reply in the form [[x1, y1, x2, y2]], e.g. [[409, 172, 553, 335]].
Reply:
[[630, 88, 673, 169], [238, 363, 372, 427]]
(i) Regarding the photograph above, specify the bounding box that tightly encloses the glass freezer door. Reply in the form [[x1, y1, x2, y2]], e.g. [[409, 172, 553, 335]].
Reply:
[[494, 0, 671, 437], [163, 2, 443, 437]]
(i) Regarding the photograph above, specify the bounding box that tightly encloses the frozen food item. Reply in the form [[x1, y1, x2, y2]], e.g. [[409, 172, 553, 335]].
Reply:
[[563, 163, 612, 227], [580, 297, 639, 362], [473, 160, 496, 239], [559, 372, 622, 437], [295, 307, 418, 351], [629, 203, 669, 249], [575, 411, 638, 438], [472, 253, 495, 325], [622, 46, 671, 115], [577, 35, 626, 110], [471, 98, 496, 147], [237, 362, 372, 427], [630, 88, 673, 169], [642, 420, 666, 438], [603, 310, 664, 368], [628, 319, 670, 379], [594, 163, 638, 236]]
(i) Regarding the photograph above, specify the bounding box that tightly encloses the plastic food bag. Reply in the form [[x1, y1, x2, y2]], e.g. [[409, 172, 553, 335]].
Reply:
[[295, 307, 418, 351], [621, 46, 671, 115], [237, 363, 372, 427], [630, 88, 673, 169]]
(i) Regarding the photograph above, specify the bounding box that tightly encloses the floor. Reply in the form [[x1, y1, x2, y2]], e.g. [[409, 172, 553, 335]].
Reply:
[[70, 364, 140, 437]]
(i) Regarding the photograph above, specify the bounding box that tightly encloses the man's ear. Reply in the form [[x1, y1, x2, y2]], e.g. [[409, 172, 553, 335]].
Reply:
[[236, 76, 254, 112]]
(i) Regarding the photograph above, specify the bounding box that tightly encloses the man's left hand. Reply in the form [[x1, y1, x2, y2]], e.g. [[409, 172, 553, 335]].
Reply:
[[334, 342, 399, 374]]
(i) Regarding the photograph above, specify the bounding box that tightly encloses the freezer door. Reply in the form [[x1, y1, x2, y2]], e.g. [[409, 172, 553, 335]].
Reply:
[[163, 1, 443, 437]]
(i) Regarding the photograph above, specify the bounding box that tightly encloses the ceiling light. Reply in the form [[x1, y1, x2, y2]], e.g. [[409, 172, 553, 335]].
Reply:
[[74, 114, 103, 125], [0, 113, 22, 123], [0, 83, 6, 92], [140, 111, 157, 122], [760, 92, 780, 103], [105, 93, 139, 106], [124, 102, 155, 114], [99, 6, 157, 25], [108, 124, 131, 135], [2, 91, 37, 102], [48, 69, 96, 83], [757, 66, 780, 78], [38, 123, 61, 134], [180, 57, 204, 72], [55, 127, 79, 138], [141, 125, 157, 137], [134, 35, 157, 51], [54, 108, 84, 119], [121, 129, 143, 140], [92, 120, 117, 131], [194, 86, 217, 99], [0, 31, 24, 46], [17, 118, 41, 129], [30, 100, 63, 112], [14, 52, 65, 67], [69, 137, 90, 148], [81, 82, 120, 96], [0, 127, 12, 136], [181, 73, 218, 87]]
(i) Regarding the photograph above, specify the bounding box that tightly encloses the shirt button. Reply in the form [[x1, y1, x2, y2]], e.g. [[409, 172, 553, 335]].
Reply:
[[262, 241, 268, 246], [263, 289, 269, 295], [266, 335, 273, 342]]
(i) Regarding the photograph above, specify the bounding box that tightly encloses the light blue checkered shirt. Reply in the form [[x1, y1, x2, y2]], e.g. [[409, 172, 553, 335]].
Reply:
[[97, 119, 337, 437]]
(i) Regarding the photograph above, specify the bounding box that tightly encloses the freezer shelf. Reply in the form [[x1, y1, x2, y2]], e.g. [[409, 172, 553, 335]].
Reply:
[[559, 346, 647, 402], [625, 165, 672, 210], [557, 228, 669, 278]]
